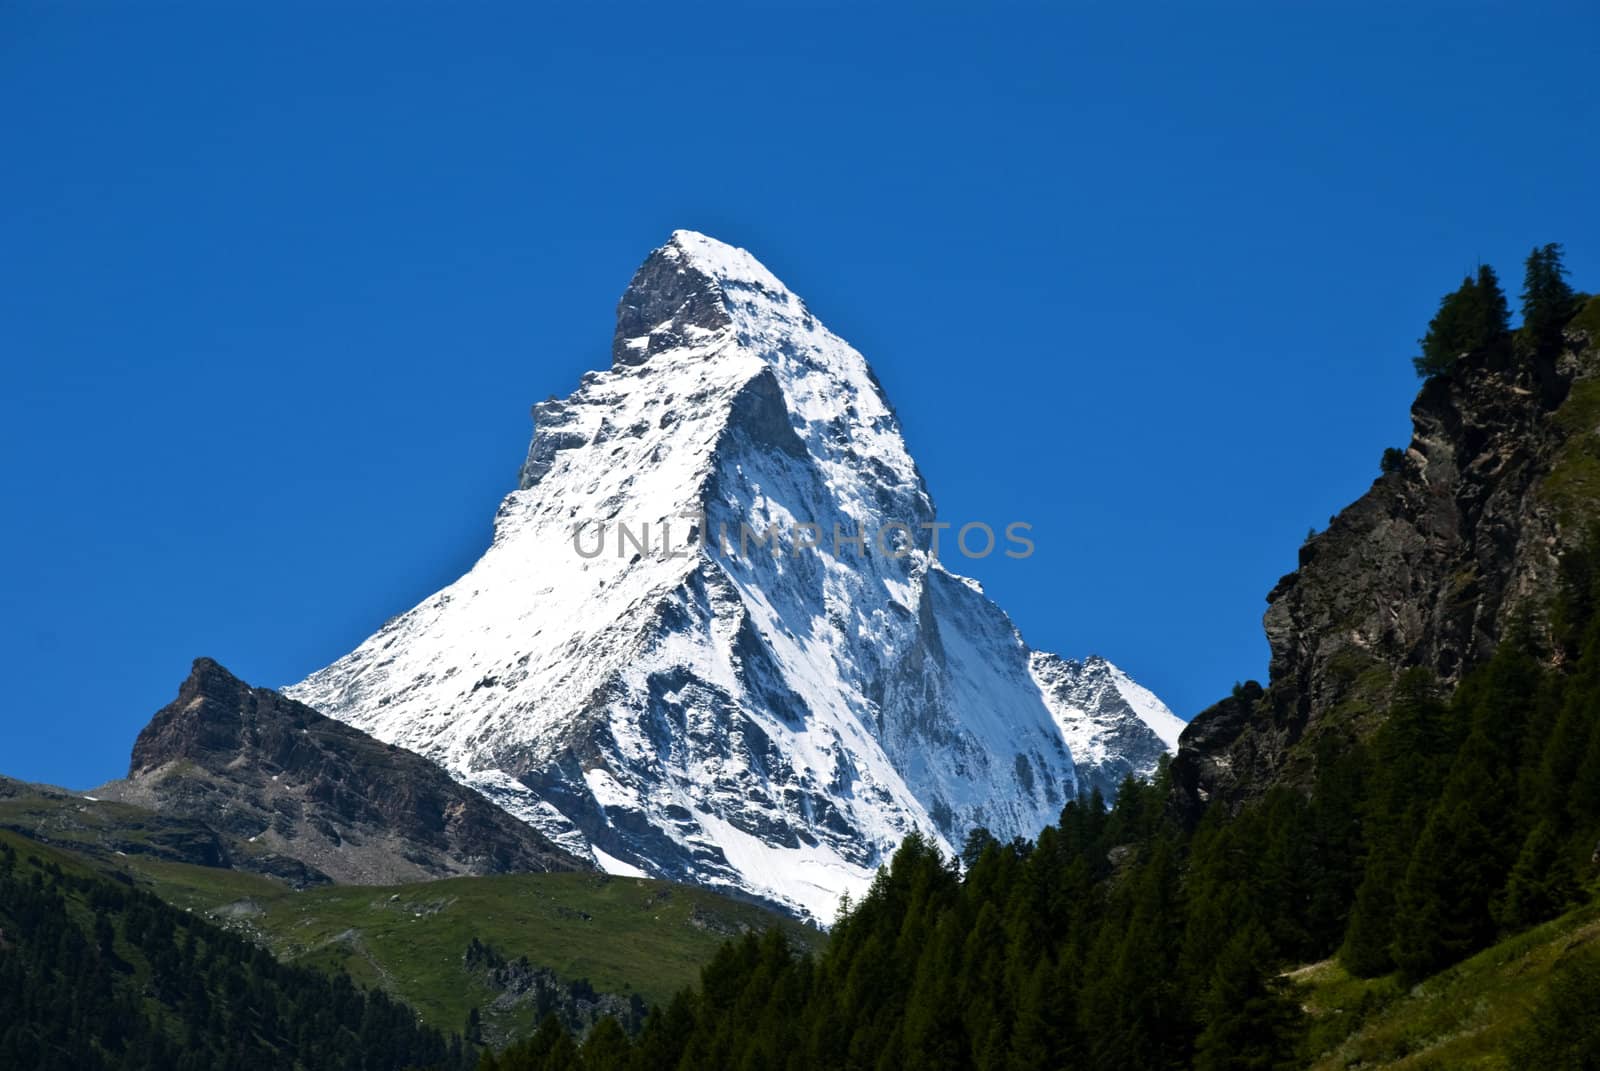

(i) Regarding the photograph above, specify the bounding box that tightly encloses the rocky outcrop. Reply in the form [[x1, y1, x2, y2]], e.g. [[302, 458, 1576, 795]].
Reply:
[[98, 658, 588, 885], [1174, 326, 1600, 816], [464, 938, 647, 1044]]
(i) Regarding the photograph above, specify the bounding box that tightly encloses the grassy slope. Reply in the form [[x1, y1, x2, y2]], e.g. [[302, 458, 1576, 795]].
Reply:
[[1, 791, 819, 1043], [1294, 900, 1600, 1069], [134, 859, 821, 1037], [0, 790, 213, 854], [1543, 376, 1600, 523]]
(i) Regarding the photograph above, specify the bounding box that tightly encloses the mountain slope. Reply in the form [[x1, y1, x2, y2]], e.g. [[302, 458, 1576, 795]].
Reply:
[[1031, 653, 1185, 799], [186, 867, 819, 1046], [1173, 309, 1600, 815], [0, 830, 465, 1071], [1296, 901, 1600, 1070], [289, 230, 1180, 919], [2, 780, 818, 1051], [97, 658, 585, 885], [373, 260, 1600, 1071]]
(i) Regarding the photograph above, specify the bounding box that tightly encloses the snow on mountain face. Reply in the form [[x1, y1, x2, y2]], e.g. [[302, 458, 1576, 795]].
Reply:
[[1029, 653, 1187, 800], [288, 231, 1181, 921]]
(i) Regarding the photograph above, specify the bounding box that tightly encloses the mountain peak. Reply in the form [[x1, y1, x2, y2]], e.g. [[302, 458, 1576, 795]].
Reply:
[[611, 230, 797, 367], [291, 233, 1181, 920], [664, 229, 789, 293]]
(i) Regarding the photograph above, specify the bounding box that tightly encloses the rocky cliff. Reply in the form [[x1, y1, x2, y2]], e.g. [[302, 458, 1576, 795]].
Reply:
[[1173, 310, 1600, 814], [99, 658, 586, 884]]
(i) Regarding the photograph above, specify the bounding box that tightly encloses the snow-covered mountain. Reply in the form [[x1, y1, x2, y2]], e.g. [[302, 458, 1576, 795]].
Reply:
[[288, 231, 1181, 920]]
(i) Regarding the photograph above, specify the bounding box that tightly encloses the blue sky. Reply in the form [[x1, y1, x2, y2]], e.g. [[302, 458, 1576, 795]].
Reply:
[[3, 2, 1597, 787]]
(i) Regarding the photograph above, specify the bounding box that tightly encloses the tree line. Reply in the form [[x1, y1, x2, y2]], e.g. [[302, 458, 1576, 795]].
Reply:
[[1413, 241, 1585, 378], [482, 536, 1600, 1071]]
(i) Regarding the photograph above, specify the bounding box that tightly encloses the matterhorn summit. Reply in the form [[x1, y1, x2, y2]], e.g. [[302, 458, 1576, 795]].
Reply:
[[289, 231, 1181, 920]]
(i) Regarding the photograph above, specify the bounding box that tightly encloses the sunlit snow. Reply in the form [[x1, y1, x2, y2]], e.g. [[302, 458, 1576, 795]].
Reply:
[[288, 231, 1181, 922]]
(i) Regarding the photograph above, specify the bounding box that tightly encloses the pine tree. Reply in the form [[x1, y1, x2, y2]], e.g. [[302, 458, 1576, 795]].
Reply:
[[1520, 243, 1578, 359], [1193, 923, 1303, 1071], [580, 1018, 629, 1068], [901, 913, 967, 1071], [1008, 956, 1079, 1070], [1496, 820, 1577, 931], [1390, 769, 1507, 978], [1415, 267, 1509, 378], [1340, 862, 1400, 977], [1478, 263, 1512, 337]]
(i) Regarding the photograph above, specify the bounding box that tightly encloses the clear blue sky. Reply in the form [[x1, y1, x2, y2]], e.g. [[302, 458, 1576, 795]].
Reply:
[[4, 3, 1597, 788]]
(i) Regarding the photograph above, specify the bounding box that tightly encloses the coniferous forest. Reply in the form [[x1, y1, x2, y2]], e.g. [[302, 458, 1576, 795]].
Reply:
[[0, 838, 471, 1071], [484, 537, 1600, 1071]]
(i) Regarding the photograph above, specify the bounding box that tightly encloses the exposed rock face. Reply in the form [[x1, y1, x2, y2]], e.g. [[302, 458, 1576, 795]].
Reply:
[[464, 938, 647, 1044], [98, 658, 586, 885], [1030, 653, 1187, 800], [288, 231, 1183, 920], [1174, 328, 1600, 815]]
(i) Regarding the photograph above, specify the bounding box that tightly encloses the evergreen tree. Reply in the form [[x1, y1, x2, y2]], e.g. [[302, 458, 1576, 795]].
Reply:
[[1477, 263, 1512, 345], [1339, 863, 1402, 977], [1390, 739, 1514, 978], [1008, 956, 1080, 1070], [1192, 923, 1303, 1071], [1414, 266, 1510, 378], [1497, 819, 1578, 930], [0, 839, 466, 1071], [1520, 243, 1578, 359], [1339, 669, 1449, 976], [580, 1018, 629, 1068]]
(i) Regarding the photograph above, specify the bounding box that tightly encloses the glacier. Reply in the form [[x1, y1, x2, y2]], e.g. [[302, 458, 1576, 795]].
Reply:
[[288, 230, 1181, 921]]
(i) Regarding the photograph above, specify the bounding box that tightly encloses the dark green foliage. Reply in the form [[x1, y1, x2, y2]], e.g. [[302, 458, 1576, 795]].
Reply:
[[1520, 243, 1580, 360], [480, 1014, 581, 1071], [1508, 948, 1600, 1070], [1414, 263, 1512, 378], [1380, 446, 1406, 475], [1497, 820, 1579, 930], [476, 524, 1600, 1070], [1389, 646, 1543, 978], [478, 767, 1314, 1071], [0, 836, 467, 1071], [1570, 293, 1600, 342], [1192, 923, 1303, 1071], [579, 1019, 630, 1068]]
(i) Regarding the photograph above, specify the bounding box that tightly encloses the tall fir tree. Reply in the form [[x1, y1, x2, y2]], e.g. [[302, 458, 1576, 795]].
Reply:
[[1414, 266, 1510, 378], [1192, 922, 1303, 1071], [1520, 242, 1578, 359], [1496, 819, 1578, 930]]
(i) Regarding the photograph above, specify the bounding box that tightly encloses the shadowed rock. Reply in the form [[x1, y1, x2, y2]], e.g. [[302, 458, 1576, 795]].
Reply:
[[97, 658, 589, 885]]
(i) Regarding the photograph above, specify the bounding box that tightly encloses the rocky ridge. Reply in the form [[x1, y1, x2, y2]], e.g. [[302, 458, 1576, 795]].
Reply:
[[1173, 311, 1600, 814], [98, 658, 586, 884]]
